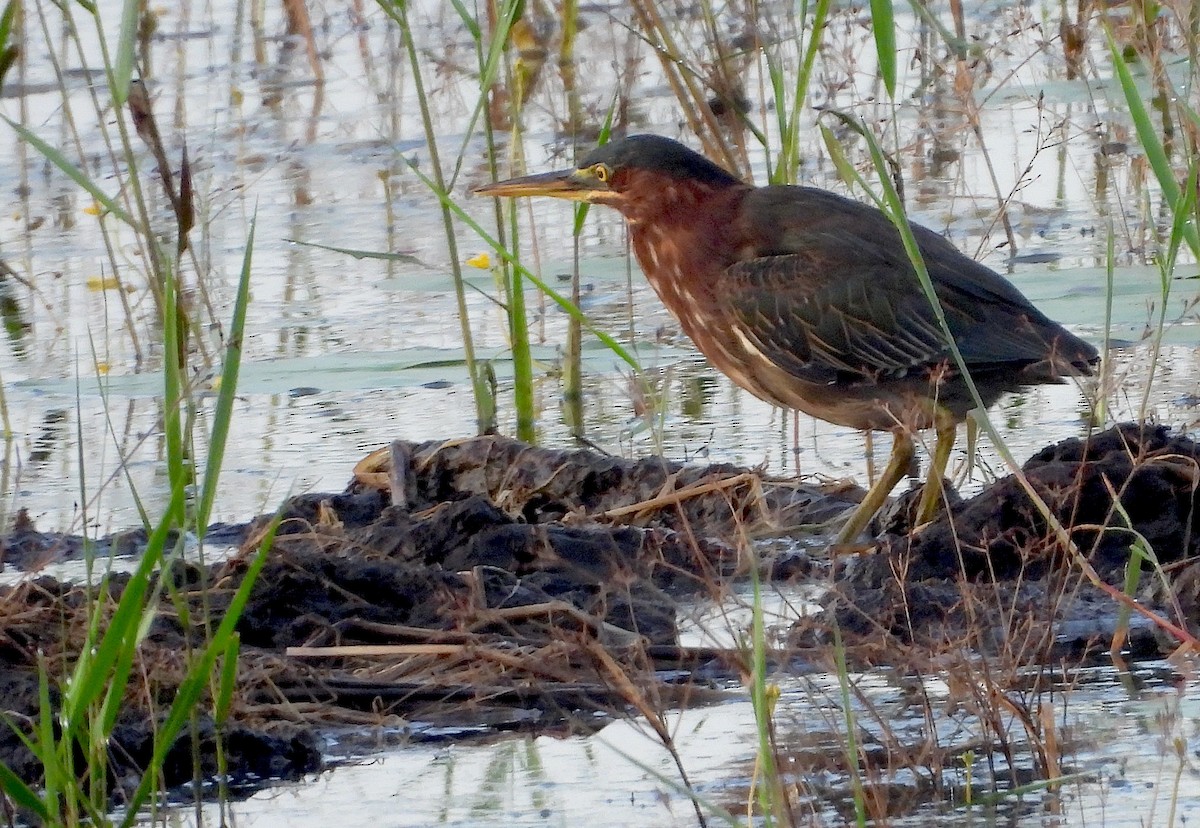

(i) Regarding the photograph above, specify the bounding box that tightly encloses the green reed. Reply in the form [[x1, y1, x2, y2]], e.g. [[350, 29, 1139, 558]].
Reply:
[[0, 0, 276, 822], [383, 0, 644, 442], [381, 0, 490, 434], [766, 0, 830, 184]]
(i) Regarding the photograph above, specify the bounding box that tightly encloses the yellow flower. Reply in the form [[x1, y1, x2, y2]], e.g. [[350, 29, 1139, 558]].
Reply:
[[466, 252, 491, 269]]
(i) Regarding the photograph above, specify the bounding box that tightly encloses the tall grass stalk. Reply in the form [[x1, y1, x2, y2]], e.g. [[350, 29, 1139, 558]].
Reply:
[[383, 0, 548, 439], [492, 5, 536, 443], [563, 109, 617, 435], [560, 0, 585, 436], [1099, 219, 1115, 425], [381, 0, 490, 434], [448, 0, 536, 440], [831, 625, 868, 827], [767, 0, 830, 184], [1107, 24, 1200, 257], [0, 1, 274, 821], [1135, 160, 1198, 421], [746, 565, 781, 826]]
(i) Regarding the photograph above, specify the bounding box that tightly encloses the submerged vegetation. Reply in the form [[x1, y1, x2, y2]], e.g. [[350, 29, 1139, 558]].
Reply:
[[0, 0, 1198, 825]]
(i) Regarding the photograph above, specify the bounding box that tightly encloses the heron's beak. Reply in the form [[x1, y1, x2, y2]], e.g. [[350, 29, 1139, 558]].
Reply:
[[473, 169, 608, 202]]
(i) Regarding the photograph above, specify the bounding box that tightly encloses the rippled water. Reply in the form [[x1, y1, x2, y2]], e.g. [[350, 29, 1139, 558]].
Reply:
[[5, 1, 1197, 538]]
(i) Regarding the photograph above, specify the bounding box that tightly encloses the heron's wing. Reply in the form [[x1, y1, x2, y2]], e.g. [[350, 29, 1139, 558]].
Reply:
[[721, 189, 1090, 386], [721, 255, 957, 385]]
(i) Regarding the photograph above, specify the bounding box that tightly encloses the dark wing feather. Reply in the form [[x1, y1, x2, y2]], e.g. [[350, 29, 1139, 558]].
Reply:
[[721, 187, 1095, 387]]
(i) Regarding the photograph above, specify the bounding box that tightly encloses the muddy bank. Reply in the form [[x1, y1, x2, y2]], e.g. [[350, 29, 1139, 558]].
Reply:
[[1, 425, 1197, 804], [0, 436, 854, 803], [804, 422, 1200, 657]]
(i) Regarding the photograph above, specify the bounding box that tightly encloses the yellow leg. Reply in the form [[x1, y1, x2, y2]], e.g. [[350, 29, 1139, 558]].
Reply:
[[864, 430, 875, 486], [834, 432, 914, 545], [954, 413, 980, 486], [915, 422, 957, 526]]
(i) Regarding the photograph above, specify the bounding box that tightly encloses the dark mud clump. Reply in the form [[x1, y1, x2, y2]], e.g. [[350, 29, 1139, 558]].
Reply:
[[803, 423, 1200, 656], [880, 422, 1200, 582], [4, 425, 1199, 805], [0, 434, 855, 803]]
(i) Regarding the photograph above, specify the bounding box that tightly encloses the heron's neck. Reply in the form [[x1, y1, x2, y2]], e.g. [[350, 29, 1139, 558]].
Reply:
[[623, 185, 748, 279]]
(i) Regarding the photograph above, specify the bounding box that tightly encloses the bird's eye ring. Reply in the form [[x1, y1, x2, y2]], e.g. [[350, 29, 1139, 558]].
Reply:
[[592, 163, 611, 183]]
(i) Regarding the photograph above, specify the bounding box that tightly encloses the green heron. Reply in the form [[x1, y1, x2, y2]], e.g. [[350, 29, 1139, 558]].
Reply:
[[475, 135, 1098, 543]]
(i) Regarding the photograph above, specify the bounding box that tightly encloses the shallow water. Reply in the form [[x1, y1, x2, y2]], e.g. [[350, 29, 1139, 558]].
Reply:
[[3, 0, 1200, 825], [4, 1, 1198, 537], [166, 644, 1200, 828]]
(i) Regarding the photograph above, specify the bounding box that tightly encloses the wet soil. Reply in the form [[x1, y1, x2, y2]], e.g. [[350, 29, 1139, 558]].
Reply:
[[803, 422, 1200, 658], [1, 425, 1197, 804]]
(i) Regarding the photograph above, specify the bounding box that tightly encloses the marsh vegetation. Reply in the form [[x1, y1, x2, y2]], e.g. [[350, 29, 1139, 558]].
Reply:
[[0, 0, 1199, 826]]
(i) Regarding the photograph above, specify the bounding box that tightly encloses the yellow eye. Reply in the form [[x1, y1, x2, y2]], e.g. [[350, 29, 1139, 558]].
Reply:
[[592, 163, 610, 182]]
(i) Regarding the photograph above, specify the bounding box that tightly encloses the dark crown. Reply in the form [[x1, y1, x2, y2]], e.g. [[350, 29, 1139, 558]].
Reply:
[[580, 135, 742, 187]]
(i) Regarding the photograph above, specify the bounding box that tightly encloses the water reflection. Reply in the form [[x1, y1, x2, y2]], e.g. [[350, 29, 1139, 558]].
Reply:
[[154, 658, 1197, 828]]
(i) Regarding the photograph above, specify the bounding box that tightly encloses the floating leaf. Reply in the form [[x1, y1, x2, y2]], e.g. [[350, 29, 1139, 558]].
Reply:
[[86, 275, 121, 291]]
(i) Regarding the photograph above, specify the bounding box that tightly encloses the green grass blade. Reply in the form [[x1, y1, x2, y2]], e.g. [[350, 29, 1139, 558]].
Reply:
[[0, 760, 50, 822], [3, 117, 135, 225], [161, 262, 188, 522], [869, 0, 896, 97], [407, 160, 640, 371], [96, 598, 150, 737], [571, 101, 617, 235], [774, 0, 831, 184], [36, 663, 59, 816], [60, 491, 182, 726], [441, 0, 523, 183], [820, 124, 867, 197], [1106, 25, 1199, 255], [1137, 160, 1196, 419], [446, 0, 481, 40], [196, 219, 255, 532], [563, 102, 619, 435], [379, 0, 488, 432], [112, 0, 140, 101], [762, 47, 785, 182], [215, 633, 241, 724], [1100, 219, 1114, 423], [748, 566, 780, 824], [507, 232, 535, 440], [0, 1, 15, 47], [0, 0, 18, 91], [118, 515, 279, 828], [832, 624, 868, 827]]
